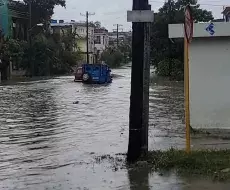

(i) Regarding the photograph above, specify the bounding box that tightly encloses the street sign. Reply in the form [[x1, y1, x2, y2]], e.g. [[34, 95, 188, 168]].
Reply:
[[206, 23, 215, 35], [184, 5, 193, 43], [127, 10, 154, 22]]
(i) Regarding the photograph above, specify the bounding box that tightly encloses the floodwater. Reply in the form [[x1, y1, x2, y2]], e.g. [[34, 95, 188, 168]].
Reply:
[[0, 67, 230, 189]]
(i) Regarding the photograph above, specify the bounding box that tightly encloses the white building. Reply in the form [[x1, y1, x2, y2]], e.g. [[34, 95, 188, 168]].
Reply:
[[51, 20, 96, 64], [94, 28, 109, 57], [169, 21, 230, 130]]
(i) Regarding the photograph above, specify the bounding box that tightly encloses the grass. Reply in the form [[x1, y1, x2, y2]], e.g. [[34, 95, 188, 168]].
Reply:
[[142, 149, 230, 181], [94, 150, 230, 181]]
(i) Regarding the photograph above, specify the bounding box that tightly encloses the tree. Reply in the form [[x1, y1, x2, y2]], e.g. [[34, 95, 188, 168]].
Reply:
[[101, 47, 123, 68], [24, 0, 66, 26], [94, 21, 101, 29], [151, 0, 213, 79]]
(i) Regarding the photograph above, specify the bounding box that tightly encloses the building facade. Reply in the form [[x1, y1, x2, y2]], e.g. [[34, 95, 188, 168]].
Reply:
[[94, 28, 109, 60], [51, 20, 95, 64]]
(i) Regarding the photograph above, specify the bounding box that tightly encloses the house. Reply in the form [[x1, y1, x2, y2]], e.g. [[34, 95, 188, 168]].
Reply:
[[169, 21, 230, 131], [94, 28, 109, 60], [51, 20, 96, 64], [223, 6, 230, 22], [108, 31, 132, 46]]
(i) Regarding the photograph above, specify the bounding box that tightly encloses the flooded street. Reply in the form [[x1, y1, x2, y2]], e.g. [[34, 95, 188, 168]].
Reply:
[[1, 67, 230, 189]]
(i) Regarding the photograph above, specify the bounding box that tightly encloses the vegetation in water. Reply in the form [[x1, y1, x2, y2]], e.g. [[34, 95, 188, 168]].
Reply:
[[139, 149, 230, 181], [0, 32, 82, 76], [95, 149, 230, 182], [101, 42, 132, 68]]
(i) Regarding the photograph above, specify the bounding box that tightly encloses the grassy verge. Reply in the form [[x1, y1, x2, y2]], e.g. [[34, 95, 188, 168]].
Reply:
[[142, 149, 230, 181]]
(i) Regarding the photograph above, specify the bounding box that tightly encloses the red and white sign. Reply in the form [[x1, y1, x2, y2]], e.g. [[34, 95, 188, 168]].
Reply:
[[184, 5, 193, 43]]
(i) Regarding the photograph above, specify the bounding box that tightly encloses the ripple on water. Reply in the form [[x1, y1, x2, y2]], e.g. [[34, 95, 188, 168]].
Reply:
[[0, 69, 187, 189]]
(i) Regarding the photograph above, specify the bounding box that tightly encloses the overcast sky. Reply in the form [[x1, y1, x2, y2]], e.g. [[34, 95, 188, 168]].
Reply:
[[53, 0, 229, 31]]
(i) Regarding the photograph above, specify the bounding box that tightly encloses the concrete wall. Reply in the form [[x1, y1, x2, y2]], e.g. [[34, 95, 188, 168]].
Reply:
[[78, 39, 94, 64], [190, 37, 230, 129], [169, 22, 230, 38], [95, 33, 109, 52]]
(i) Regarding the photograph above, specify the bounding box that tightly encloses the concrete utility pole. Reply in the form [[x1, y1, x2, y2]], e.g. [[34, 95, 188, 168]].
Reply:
[[127, 0, 153, 162], [28, 1, 33, 77], [142, 4, 151, 155], [113, 24, 123, 48], [168, 0, 173, 77], [81, 11, 95, 63]]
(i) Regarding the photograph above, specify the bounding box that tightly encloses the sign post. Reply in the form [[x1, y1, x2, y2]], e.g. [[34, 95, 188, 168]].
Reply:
[[184, 5, 193, 153]]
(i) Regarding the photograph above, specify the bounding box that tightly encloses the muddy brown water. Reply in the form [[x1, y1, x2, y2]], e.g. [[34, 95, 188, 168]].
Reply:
[[1, 68, 230, 189]]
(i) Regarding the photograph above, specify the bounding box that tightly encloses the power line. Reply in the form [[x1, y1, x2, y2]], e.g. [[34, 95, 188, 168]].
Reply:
[[80, 11, 95, 63], [113, 24, 123, 48], [102, 10, 126, 15]]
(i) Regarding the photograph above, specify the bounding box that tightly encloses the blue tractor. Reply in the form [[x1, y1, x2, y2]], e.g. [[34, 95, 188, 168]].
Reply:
[[75, 64, 112, 84]]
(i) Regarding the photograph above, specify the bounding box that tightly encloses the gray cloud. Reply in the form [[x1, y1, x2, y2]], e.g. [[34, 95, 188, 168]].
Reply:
[[53, 0, 229, 31]]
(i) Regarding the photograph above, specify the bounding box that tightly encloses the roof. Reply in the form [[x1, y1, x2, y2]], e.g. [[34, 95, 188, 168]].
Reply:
[[51, 23, 73, 27], [95, 28, 108, 33], [169, 22, 230, 38], [51, 22, 95, 28]]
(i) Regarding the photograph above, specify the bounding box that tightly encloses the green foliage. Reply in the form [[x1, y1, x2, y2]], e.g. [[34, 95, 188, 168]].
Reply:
[[0, 39, 27, 70], [156, 58, 183, 80], [151, 0, 214, 80], [24, 0, 66, 26], [118, 42, 132, 64], [26, 33, 82, 76], [144, 149, 230, 181], [101, 48, 123, 68], [101, 40, 132, 68], [1, 32, 82, 76], [94, 21, 101, 29]]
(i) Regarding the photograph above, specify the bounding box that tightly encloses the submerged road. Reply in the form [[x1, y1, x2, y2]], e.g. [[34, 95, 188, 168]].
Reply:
[[0, 67, 229, 189]]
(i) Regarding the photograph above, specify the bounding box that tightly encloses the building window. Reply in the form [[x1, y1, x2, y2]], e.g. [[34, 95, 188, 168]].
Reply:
[[95, 36, 101, 44], [103, 36, 105, 45]]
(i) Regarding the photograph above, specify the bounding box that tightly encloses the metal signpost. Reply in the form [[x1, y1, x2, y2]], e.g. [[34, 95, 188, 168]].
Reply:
[[184, 5, 193, 153]]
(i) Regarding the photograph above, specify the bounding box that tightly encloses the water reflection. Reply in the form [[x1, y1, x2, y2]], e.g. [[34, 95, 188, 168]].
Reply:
[[1, 68, 227, 189], [128, 166, 150, 190], [127, 167, 230, 190]]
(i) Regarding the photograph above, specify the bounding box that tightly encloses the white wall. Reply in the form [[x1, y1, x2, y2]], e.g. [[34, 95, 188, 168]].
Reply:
[[75, 25, 95, 53], [190, 37, 230, 129], [169, 22, 230, 38], [95, 33, 109, 52]]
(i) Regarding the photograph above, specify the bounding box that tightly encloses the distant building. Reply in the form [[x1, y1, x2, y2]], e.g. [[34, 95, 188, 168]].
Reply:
[[94, 28, 109, 59], [51, 20, 96, 64], [108, 31, 132, 46], [223, 7, 230, 22]]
